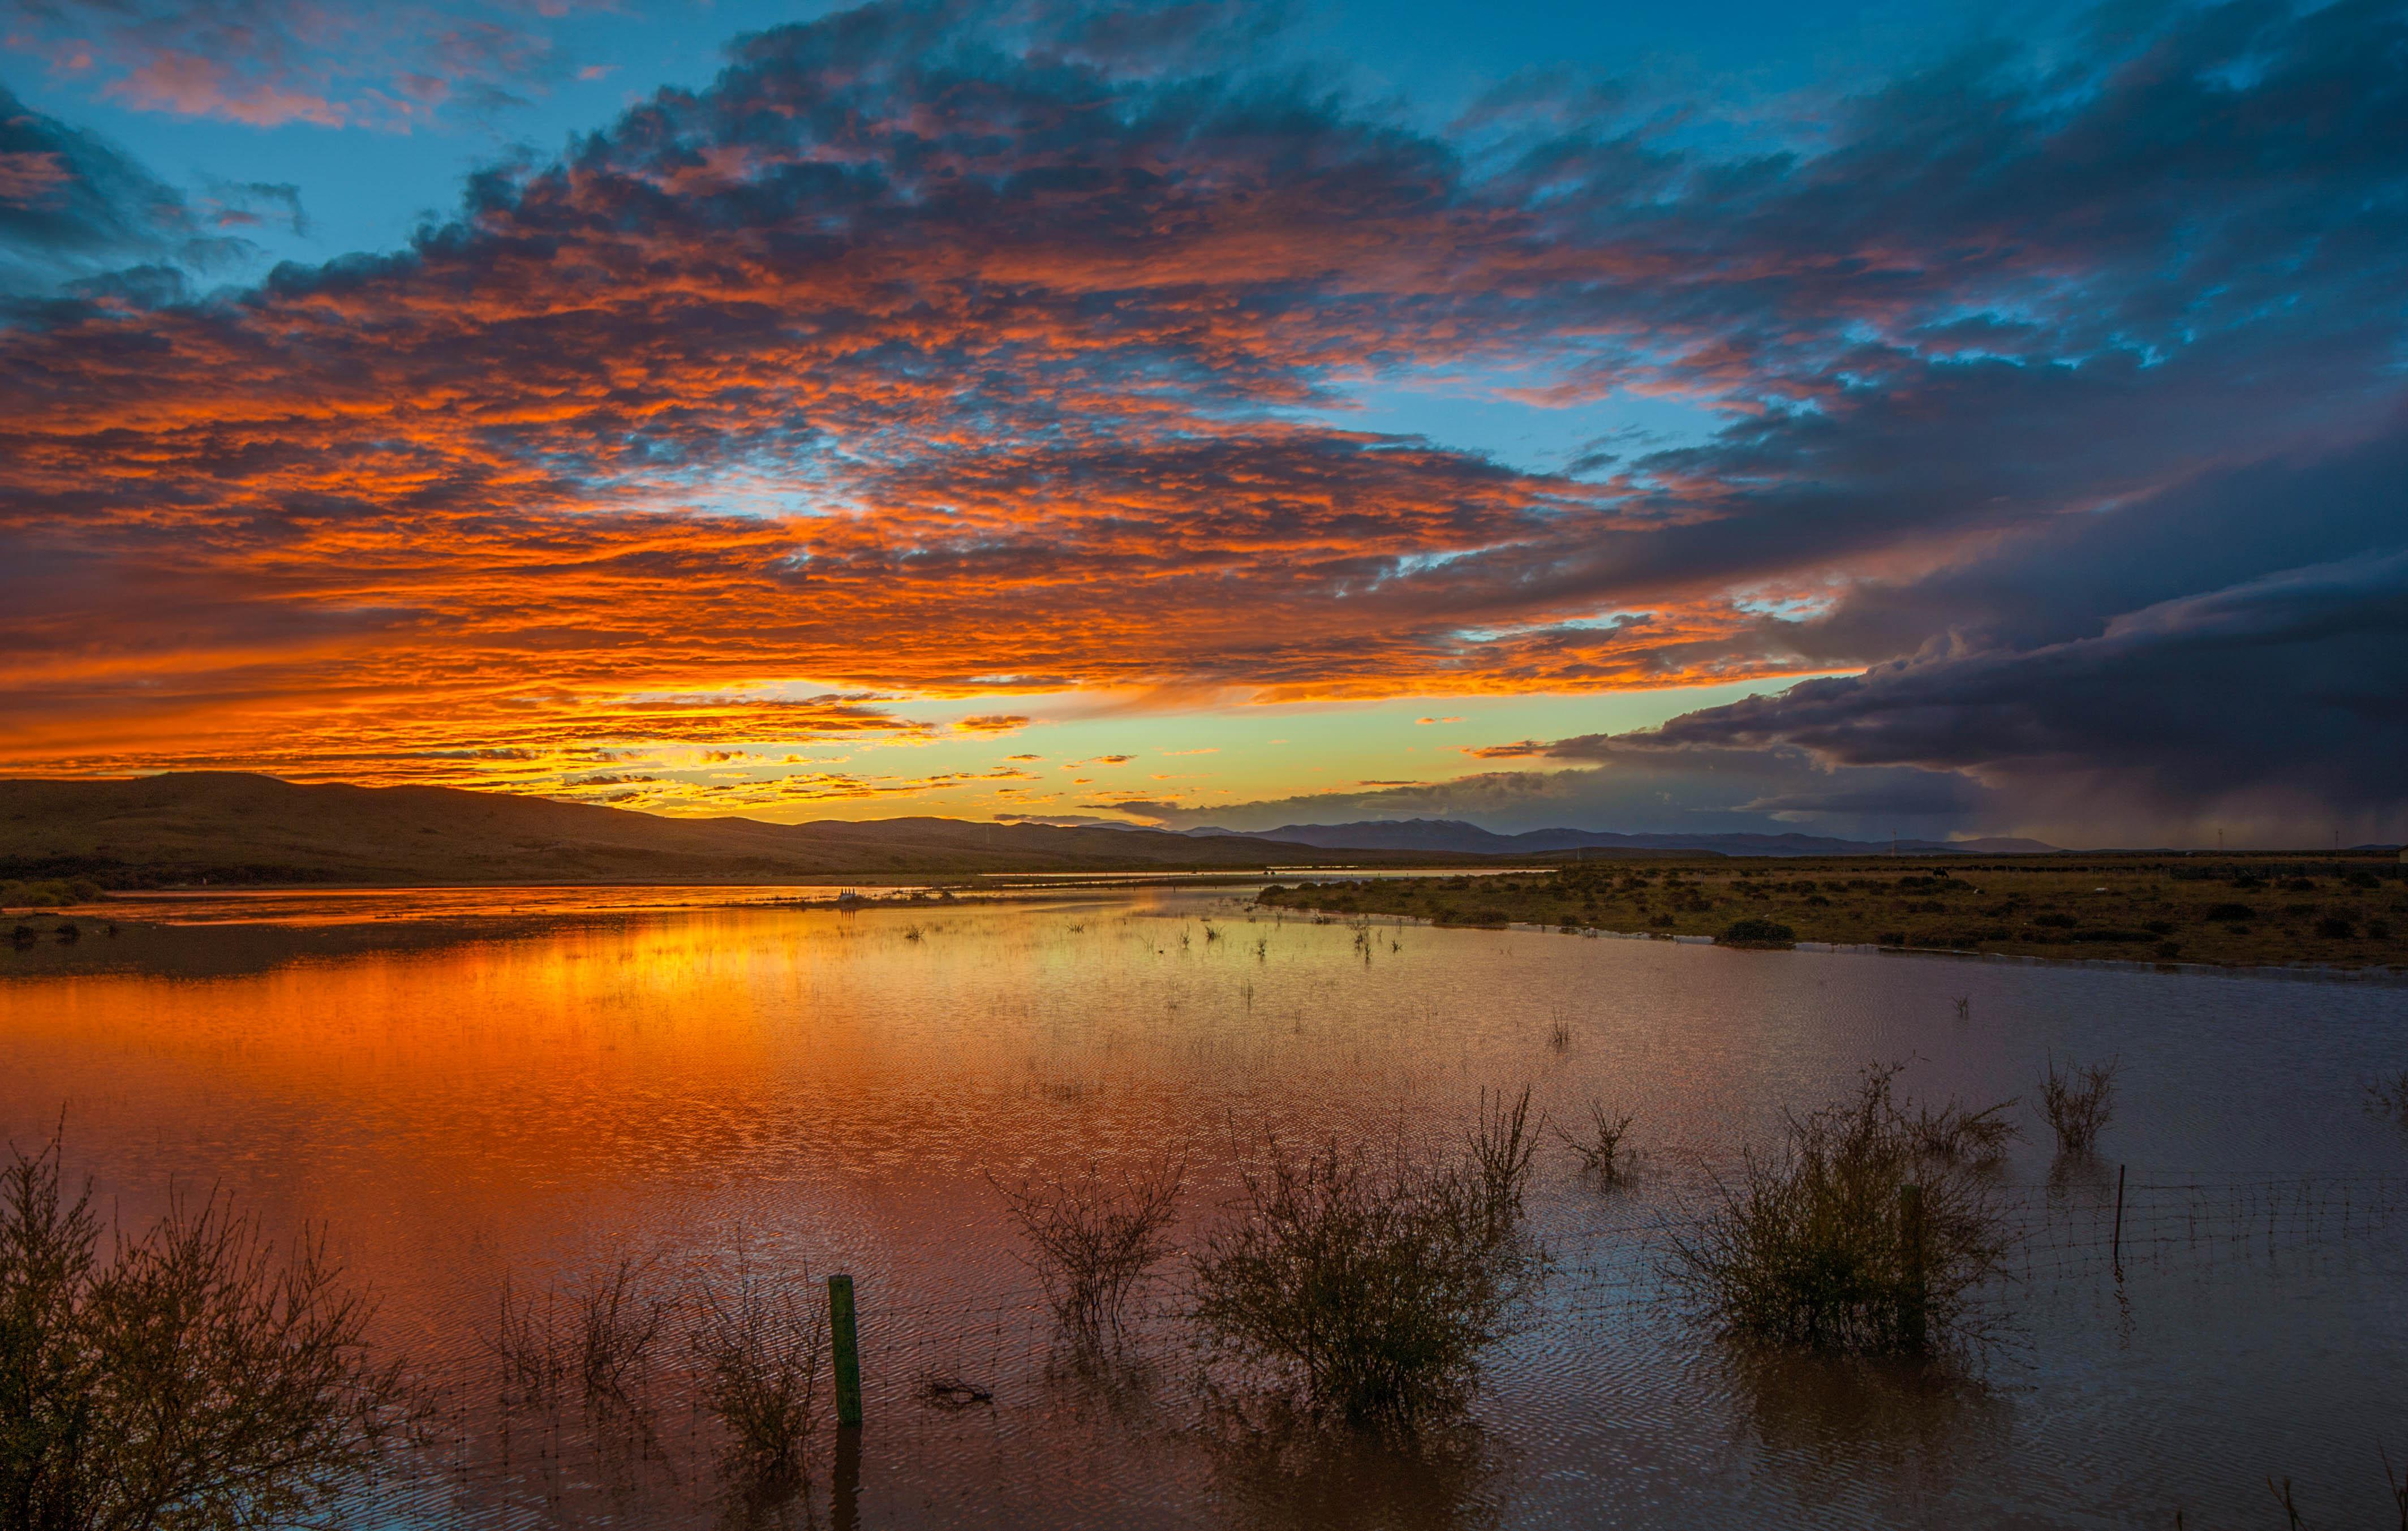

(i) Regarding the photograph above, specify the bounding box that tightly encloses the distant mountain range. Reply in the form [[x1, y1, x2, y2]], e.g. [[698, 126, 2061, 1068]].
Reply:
[[0, 776, 2065, 891], [1175, 818, 2059, 858], [0, 773, 1456, 887]]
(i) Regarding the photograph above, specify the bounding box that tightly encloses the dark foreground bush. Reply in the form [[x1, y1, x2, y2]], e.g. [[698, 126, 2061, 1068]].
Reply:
[[1192, 1089, 1546, 1429], [1667, 1068, 2009, 1354], [1718, 918, 1797, 948], [0, 1128, 408, 1528]]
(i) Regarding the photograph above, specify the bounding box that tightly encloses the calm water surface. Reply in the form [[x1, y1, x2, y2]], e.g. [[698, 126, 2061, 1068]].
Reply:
[[4, 887, 2405, 1528]]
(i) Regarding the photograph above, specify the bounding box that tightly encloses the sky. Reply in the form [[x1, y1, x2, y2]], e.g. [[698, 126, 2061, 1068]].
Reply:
[[1, 0, 2402, 848]]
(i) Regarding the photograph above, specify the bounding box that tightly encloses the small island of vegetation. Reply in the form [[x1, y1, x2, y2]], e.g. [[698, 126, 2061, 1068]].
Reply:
[[1257, 853, 2408, 970]]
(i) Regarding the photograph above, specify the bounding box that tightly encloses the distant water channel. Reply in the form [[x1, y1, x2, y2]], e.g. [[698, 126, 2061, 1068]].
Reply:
[[4, 884, 2406, 1528]]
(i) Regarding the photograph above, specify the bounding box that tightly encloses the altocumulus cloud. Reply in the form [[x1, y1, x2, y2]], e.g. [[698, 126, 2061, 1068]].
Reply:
[[0, 0, 2401, 840]]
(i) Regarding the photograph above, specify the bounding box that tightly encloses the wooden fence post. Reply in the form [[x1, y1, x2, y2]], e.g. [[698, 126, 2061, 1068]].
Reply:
[[829, 1272, 863, 1429], [2112, 1163, 2127, 1283], [1899, 1182, 1928, 1353]]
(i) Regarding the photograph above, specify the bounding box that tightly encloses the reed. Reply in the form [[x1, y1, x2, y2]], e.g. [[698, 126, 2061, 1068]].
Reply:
[[487, 1276, 566, 1408]]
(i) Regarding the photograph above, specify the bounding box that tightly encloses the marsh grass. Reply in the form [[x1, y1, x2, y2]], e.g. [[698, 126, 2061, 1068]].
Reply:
[[687, 1252, 827, 1483], [1555, 1101, 1636, 1182], [1190, 1089, 1547, 1429], [995, 1156, 1185, 1346], [1667, 1067, 2009, 1356], [2039, 1056, 2119, 1155], [0, 1126, 410, 1527]]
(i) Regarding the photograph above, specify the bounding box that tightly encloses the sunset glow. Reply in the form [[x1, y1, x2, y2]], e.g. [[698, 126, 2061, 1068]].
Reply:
[[5, 0, 2404, 844]]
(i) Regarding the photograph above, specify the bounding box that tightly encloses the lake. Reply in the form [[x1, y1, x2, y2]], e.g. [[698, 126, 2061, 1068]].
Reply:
[[4, 885, 2405, 1528]]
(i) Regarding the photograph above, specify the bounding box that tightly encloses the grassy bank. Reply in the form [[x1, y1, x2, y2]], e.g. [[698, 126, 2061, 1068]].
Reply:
[[1256, 854, 2408, 970]]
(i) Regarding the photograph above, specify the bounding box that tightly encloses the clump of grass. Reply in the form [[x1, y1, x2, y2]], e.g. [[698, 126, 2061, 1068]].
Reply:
[[2039, 1055, 2119, 1155], [994, 1156, 1185, 1345], [1555, 1102, 1636, 1182], [1667, 1066, 2009, 1354], [1905, 1099, 2019, 1165], [1191, 1089, 1547, 1429], [0, 1125, 410, 1526], [687, 1251, 827, 1482], [1546, 1021, 1571, 1052]]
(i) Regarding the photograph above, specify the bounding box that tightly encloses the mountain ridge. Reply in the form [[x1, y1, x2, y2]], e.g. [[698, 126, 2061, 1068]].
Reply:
[[1173, 817, 2059, 857], [0, 773, 1463, 885]]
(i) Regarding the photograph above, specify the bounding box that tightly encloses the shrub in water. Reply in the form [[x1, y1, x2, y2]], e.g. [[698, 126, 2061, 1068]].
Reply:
[[1192, 1090, 1546, 1428], [1904, 1098, 2019, 1165], [1667, 1067, 2008, 1355], [688, 1251, 827, 1482], [2038, 1055, 2118, 1155], [995, 1155, 1185, 1345], [0, 1128, 408, 1528], [1555, 1101, 1636, 1182]]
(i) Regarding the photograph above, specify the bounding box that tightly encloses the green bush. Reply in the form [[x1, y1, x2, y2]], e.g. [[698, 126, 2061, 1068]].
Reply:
[[1192, 1090, 1546, 1428], [1667, 1068, 2007, 1354]]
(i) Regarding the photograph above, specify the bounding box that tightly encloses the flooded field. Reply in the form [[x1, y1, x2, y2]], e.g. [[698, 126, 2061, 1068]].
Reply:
[[3, 886, 2405, 1528]]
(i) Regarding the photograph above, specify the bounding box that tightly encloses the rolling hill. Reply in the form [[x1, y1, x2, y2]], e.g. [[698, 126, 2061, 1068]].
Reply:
[[0, 773, 1443, 886]]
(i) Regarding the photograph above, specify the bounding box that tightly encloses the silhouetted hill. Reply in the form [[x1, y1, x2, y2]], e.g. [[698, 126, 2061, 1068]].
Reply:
[[1181, 818, 2059, 857], [0, 773, 1444, 886]]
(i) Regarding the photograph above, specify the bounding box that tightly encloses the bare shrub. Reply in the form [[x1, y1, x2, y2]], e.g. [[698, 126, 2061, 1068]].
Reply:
[[0, 1126, 408, 1528], [1191, 1089, 1547, 1428], [1555, 1101, 1636, 1182], [2366, 1070, 2408, 1119], [2039, 1055, 2119, 1155], [576, 1255, 664, 1408], [1667, 1066, 2009, 1354], [994, 1155, 1185, 1345], [1906, 1099, 2019, 1165], [688, 1252, 827, 1480]]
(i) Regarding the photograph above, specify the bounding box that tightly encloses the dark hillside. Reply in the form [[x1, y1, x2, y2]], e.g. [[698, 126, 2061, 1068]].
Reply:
[[0, 773, 1431, 886]]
